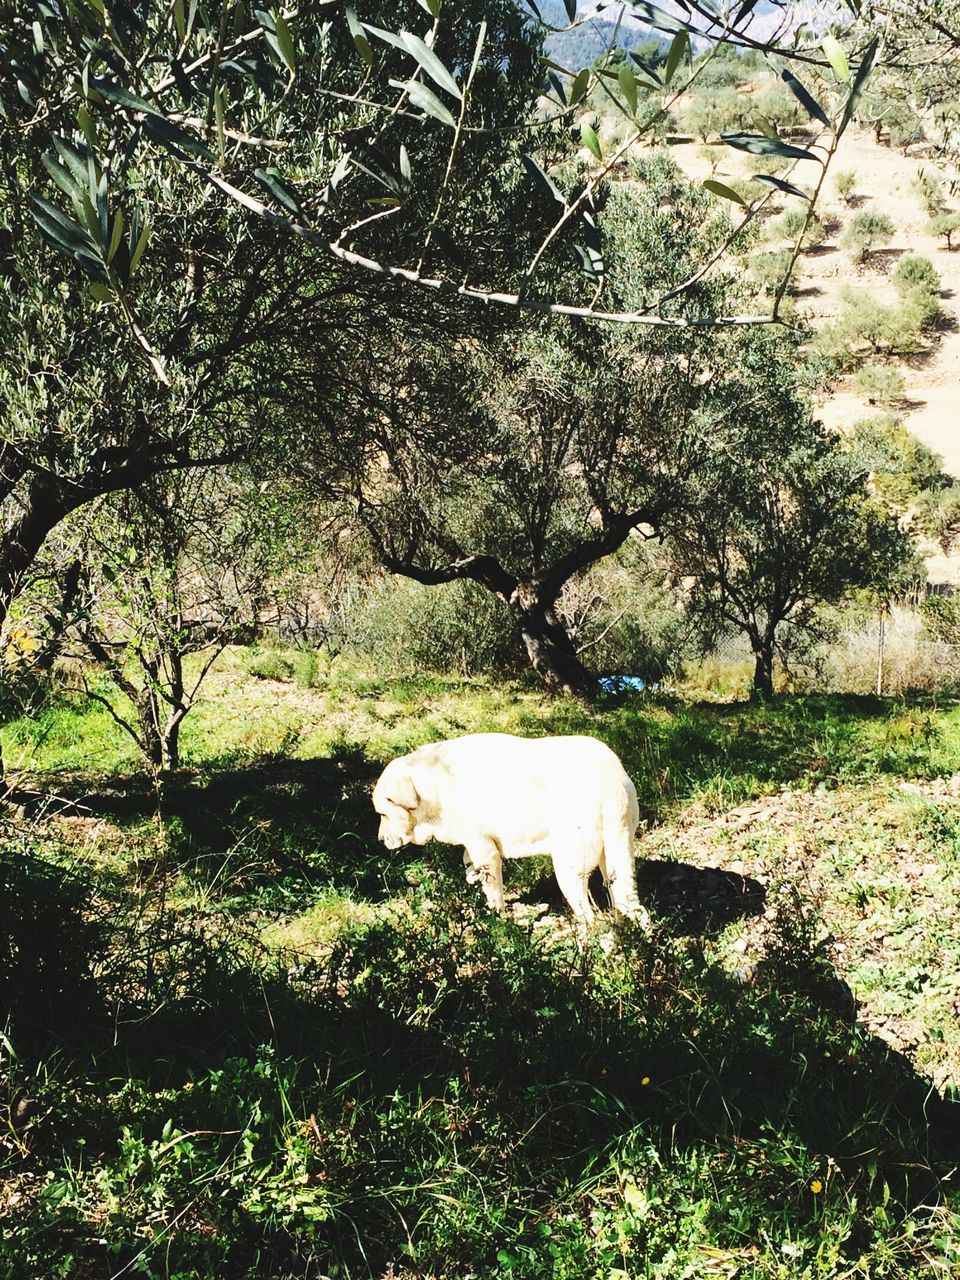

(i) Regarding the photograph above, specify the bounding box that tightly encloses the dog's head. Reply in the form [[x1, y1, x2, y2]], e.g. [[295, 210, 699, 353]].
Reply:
[[372, 757, 421, 849]]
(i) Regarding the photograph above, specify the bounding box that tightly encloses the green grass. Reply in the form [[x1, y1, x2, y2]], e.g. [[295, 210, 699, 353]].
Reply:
[[1, 653, 959, 1278]]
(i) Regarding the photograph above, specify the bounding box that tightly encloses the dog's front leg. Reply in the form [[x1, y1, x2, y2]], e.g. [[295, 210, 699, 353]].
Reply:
[[465, 838, 505, 912]]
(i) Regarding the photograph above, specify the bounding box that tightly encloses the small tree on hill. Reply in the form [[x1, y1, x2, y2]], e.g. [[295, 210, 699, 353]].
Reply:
[[63, 474, 285, 772], [847, 413, 949, 516], [664, 414, 908, 698], [853, 365, 906, 407], [834, 170, 858, 205], [683, 89, 744, 142], [843, 211, 896, 262], [929, 212, 960, 250]]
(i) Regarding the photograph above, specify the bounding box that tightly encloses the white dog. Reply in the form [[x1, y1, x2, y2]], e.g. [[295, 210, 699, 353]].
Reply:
[[372, 733, 644, 923]]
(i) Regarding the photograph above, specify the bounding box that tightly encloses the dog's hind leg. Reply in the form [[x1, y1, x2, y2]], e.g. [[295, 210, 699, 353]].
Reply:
[[552, 850, 596, 924], [603, 822, 649, 926]]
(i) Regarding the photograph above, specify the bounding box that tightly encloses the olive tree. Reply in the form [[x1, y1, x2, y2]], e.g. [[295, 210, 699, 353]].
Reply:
[[0, 1, 547, 787], [305, 157, 815, 696], [6, 1, 881, 336], [663, 357, 909, 698], [61, 473, 292, 772]]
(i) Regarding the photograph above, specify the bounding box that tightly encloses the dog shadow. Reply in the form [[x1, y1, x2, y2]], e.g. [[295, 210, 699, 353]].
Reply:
[[514, 859, 765, 936]]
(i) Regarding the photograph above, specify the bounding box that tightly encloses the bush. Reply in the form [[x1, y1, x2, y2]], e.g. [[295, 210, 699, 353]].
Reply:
[[682, 87, 742, 140], [893, 252, 940, 295], [748, 249, 796, 295], [816, 605, 960, 694], [833, 169, 857, 204], [853, 364, 906, 407], [929, 211, 960, 250], [842, 210, 895, 261], [914, 169, 947, 216], [746, 149, 794, 175], [334, 576, 524, 677], [773, 208, 825, 248], [243, 646, 326, 686], [847, 412, 947, 512], [886, 101, 925, 150], [921, 593, 960, 646], [691, 44, 760, 89], [244, 647, 296, 681], [754, 82, 804, 132], [900, 282, 941, 329], [890, 253, 942, 329], [915, 484, 960, 550], [816, 288, 925, 365]]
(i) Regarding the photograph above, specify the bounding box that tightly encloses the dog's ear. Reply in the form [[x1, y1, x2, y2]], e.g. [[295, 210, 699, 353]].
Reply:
[[389, 769, 420, 811]]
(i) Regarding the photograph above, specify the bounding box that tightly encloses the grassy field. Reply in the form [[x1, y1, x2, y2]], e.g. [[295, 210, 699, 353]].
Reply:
[[2, 650, 960, 1279]]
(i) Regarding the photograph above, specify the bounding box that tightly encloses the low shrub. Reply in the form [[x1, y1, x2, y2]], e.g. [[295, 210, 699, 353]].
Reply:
[[848, 413, 947, 512], [332, 576, 524, 678], [843, 210, 895, 261], [242, 646, 326, 687], [244, 647, 296, 682], [893, 252, 940, 295], [682, 87, 742, 140], [833, 169, 858, 204], [914, 170, 947, 216], [773, 207, 826, 248], [816, 605, 960, 695], [891, 254, 942, 328], [749, 249, 796, 295], [853, 364, 906, 407], [921, 593, 960, 646]]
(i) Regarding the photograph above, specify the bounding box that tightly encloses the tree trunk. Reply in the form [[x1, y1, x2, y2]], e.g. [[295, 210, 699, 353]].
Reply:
[[135, 677, 185, 773], [160, 709, 186, 772], [509, 586, 596, 698], [752, 645, 775, 699]]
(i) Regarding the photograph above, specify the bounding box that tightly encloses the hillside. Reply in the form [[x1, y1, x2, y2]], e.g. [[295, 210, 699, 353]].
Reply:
[[660, 125, 960, 583]]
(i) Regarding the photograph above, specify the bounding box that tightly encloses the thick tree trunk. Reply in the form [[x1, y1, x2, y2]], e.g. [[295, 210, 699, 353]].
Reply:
[[509, 586, 595, 698], [752, 645, 775, 699]]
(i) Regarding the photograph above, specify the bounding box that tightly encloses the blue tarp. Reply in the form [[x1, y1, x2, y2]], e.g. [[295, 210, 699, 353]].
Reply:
[[597, 675, 646, 693]]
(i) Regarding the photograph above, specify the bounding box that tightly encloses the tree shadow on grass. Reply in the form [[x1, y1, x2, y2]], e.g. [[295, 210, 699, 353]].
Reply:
[[32, 751, 416, 904], [19, 690, 960, 907], [2, 837, 959, 1279]]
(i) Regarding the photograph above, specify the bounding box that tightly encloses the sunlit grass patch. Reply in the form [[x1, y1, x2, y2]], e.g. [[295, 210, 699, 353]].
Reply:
[[261, 888, 382, 957]]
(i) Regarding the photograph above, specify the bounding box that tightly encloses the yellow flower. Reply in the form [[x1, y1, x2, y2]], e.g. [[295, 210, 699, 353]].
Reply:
[[641, 1076, 651, 1086], [810, 1179, 823, 1194]]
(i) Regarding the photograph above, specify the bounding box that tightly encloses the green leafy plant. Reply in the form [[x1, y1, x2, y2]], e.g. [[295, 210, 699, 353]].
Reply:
[[773, 207, 826, 248], [893, 252, 941, 296], [816, 288, 928, 365], [833, 169, 858, 204], [929, 211, 960, 250], [843, 210, 896, 262], [853, 364, 907, 407]]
